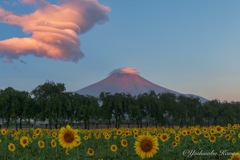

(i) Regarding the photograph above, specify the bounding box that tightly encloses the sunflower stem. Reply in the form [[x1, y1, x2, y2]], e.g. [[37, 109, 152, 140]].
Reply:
[[4, 136, 6, 160]]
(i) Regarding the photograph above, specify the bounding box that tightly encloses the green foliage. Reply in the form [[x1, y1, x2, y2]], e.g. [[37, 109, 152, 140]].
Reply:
[[0, 125, 239, 160], [1, 81, 240, 128]]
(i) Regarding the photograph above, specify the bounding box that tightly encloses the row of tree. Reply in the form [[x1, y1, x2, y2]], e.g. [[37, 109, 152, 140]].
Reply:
[[0, 81, 239, 129]]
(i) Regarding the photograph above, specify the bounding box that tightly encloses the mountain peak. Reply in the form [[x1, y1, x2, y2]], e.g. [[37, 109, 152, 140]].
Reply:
[[76, 67, 178, 96], [109, 67, 139, 75], [76, 68, 208, 103]]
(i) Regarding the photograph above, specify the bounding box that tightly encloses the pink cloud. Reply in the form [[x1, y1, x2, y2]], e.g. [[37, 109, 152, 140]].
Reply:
[[0, 0, 111, 62], [20, 0, 36, 4]]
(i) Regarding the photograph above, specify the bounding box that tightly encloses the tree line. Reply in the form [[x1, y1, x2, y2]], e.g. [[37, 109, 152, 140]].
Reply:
[[0, 81, 239, 129]]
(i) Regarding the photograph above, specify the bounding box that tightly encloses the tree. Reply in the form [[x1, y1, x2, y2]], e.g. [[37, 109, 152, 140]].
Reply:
[[0, 87, 17, 128], [158, 93, 177, 126], [26, 96, 37, 127], [201, 99, 220, 125], [151, 97, 165, 127], [99, 92, 113, 128], [176, 95, 201, 126], [111, 93, 128, 128], [81, 95, 99, 129], [65, 92, 84, 126], [137, 91, 158, 127], [31, 81, 66, 129], [12, 90, 31, 129], [124, 94, 139, 127]]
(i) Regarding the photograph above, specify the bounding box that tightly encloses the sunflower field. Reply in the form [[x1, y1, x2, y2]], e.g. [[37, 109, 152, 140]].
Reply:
[[0, 124, 240, 160]]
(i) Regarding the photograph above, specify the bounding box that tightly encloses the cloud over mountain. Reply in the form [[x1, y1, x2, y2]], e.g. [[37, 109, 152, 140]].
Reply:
[[0, 0, 110, 62], [76, 67, 208, 103], [76, 67, 179, 97]]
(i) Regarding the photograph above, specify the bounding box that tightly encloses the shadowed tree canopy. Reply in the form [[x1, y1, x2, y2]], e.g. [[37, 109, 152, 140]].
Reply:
[[31, 81, 66, 129], [1, 81, 240, 128]]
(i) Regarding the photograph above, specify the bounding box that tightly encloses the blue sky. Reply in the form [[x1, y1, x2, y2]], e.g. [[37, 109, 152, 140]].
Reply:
[[1, 0, 240, 102]]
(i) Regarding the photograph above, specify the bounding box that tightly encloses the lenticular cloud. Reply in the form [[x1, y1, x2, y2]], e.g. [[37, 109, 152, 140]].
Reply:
[[0, 0, 110, 62]]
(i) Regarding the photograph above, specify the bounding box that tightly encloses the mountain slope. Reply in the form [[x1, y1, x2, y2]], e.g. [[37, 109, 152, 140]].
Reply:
[[76, 68, 208, 102]]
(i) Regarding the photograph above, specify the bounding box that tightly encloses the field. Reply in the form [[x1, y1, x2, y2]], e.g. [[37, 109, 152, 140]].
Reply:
[[0, 124, 239, 160]]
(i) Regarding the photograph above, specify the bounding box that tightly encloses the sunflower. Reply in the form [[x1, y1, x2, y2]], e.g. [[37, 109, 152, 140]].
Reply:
[[8, 143, 16, 152], [51, 139, 57, 148], [134, 135, 159, 159], [232, 138, 236, 144], [87, 134, 92, 139], [210, 129, 215, 135], [222, 129, 226, 134], [52, 131, 58, 139], [34, 128, 42, 135], [116, 129, 122, 135], [121, 139, 128, 147], [204, 132, 210, 138], [38, 140, 45, 149], [172, 141, 178, 148], [20, 136, 29, 148], [192, 136, 198, 144], [58, 125, 81, 149], [84, 136, 88, 141], [134, 134, 139, 139], [209, 135, 216, 143], [95, 134, 101, 140], [110, 144, 118, 152], [125, 128, 130, 132], [194, 128, 201, 135], [1, 129, 7, 135], [170, 128, 175, 134], [133, 128, 138, 134], [230, 130, 235, 135], [32, 133, 38, 139], [225, 134, 232, 140], [87, 148, 94, 156], [125, 131, 131, 137], [233, 124, 239, 129], [229, 152, 240, 160], [159, 133, 170, 142], [238, 133, 240, 139], [202, 127, 208, 133], [215, 125, 223, 133], [182, 130, 188, 136], [104, 134, 111, 140], [227, 124, 231, 128], [174, 135, 180, 142]]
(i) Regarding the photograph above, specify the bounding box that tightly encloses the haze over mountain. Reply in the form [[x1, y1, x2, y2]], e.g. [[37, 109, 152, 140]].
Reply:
[[76, 68, 208, 103]]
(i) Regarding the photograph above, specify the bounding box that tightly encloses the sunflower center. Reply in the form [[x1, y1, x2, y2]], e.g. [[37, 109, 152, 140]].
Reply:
[[140, 139, 153, 152], [64, 133, 74, 143], [23, 139, 27, 144]]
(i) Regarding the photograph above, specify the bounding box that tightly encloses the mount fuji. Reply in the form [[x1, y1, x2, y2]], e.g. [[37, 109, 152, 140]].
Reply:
[[76, 68, 208, 103]]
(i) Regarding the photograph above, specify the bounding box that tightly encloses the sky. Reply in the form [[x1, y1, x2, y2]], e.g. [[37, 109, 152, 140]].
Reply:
[[1, 0, 240, 102]]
